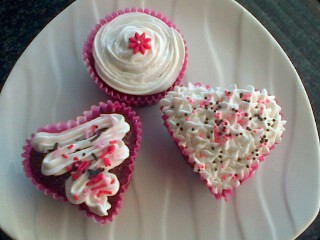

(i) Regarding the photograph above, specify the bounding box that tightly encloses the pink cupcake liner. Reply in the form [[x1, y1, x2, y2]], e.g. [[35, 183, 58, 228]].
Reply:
[[82, 8, 188, 107], [160, 83, 284, 201], [22, 101, 142, 224]]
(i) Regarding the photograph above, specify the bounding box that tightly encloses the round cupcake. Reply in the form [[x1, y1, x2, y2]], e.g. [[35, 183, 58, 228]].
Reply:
[[83, 8, 188, 106], [22, 101, 142, 224], [160, 83, 286, 200]]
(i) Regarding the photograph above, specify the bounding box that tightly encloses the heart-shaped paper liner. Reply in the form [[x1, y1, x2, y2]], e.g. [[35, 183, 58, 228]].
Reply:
[[22, 101, 142, 224], [82, 8, 188, 107], [160, 83, 286, 201]]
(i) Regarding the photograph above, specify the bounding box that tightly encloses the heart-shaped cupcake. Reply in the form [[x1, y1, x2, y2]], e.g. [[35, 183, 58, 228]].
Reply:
[[22, 101, 142, 224], [160, 83, 286, 200]]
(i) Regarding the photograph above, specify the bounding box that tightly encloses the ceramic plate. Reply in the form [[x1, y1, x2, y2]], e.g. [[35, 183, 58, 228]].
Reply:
[[0, 0, 319, 239]]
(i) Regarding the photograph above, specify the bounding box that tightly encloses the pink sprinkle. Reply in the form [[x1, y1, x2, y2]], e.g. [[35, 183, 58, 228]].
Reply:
[[110, 178, 115, 184], [77, 161, 90, 172], [246, 156, 250, 160], [61, 154, 68, 159], [199, 133, 205, 138], [73, 195, 79, 201], [107, 145, 116, 154], [237, 118, 246, 127], [73, 157, 79, 161], [72, 173, 80, 181], [243, 93, 252, 100], [97, 190, 112, 197], [194, 83, 201, 87], [206, 85, 210, 90], [266, 99, 271, 103], [91, 125, 98, 133], [86, 173, 103, 186], [198, 164, 205, 170], [91, 183, 107, 192], [215, 112, 222, 119], [67, 145, 74, 149], [103, 157, 111, 167], [186, 117, 190, 121], [65, 166, 72, 171], [253, 130, 257, 133]]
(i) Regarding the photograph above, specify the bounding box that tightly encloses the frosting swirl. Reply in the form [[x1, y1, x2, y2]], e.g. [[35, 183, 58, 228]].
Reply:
[[32, 114, 130, 216], [93, 12, 185, 95]]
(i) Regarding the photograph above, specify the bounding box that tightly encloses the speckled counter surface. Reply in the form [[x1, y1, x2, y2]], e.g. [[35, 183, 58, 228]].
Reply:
[[0, 0, 319, 239]]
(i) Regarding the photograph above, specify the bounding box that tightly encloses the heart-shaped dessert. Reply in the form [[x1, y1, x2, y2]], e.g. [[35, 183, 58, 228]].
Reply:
[[160, 83, 286, 200], [22, 101, 142, 224]]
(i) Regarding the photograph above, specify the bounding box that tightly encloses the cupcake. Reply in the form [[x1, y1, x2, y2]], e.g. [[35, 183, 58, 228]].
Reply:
[[83, 8, 188, 106], [160, 83, 286, 200], [22, 101, 142, 224]]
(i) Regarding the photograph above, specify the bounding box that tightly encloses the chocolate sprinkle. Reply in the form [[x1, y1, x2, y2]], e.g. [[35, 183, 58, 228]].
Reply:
[[87, 168, 105, 179], [53, 142, 58, 150], [90, 127, 109, 142], [49, 142, 59, 153], [91, 153, 98, 161]]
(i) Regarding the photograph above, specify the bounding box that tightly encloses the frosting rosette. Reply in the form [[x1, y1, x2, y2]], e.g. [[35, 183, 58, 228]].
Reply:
[[93, 12, 185, 95]]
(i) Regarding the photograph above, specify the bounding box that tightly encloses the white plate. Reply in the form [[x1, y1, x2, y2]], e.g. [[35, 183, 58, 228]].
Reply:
[[0, 0, 319, 239]]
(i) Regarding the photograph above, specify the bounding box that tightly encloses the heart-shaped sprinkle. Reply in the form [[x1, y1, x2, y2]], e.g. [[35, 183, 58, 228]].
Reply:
[[160, 83, 286, 200]]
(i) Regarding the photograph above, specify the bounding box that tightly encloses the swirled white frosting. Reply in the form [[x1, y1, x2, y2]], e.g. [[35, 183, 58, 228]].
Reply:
[[93, 12, 185, 95], [31, 114, 130, 216], [160, 83, 286, 195]]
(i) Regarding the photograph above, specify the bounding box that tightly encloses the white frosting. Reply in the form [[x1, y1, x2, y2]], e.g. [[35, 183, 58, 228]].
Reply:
[[93, 12, 185, 95], [31, 114, 130, 216], [160, 83, 286, 195]]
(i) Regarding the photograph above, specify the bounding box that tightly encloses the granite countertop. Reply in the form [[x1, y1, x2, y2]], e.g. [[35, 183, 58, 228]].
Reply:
[[0, 0, 319, 239]]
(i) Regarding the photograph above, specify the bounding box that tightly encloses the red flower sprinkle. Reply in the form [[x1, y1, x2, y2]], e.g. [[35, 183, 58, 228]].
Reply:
[[67, 145, 74, 149], [128, 32, 151, 55], [61, 154, 68, 159]]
